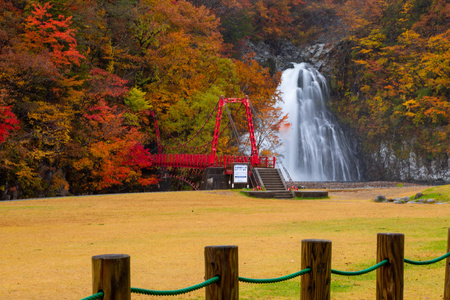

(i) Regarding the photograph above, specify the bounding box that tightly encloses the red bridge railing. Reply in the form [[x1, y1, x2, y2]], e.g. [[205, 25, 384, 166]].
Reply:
[[149, 154, 275, 172]]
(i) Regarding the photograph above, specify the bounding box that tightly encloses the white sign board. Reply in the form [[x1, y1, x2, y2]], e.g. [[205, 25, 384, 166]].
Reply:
[[233, 164, 248, 183]]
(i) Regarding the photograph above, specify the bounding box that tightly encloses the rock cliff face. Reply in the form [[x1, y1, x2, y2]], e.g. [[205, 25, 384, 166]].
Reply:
[[369, 144, 449, 184], [247, 40, 336, 75], [247, 40, 449, 184]]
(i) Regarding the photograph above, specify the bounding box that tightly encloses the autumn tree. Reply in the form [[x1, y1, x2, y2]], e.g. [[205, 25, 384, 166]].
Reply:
[[24, 2, 84, 68], [70, 99, 158, 192], [332, 0, 449, 160]]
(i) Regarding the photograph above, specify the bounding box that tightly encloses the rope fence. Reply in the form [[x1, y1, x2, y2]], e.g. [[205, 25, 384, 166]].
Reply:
[[82, 229, 450, 300]]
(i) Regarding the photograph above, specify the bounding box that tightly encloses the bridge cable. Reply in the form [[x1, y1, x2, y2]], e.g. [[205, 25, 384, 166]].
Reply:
[[158, 102, 218, 151], [225, 104, 243, 152]]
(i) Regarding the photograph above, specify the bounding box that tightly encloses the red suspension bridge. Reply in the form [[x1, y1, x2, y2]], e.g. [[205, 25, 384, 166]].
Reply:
[[148, 96, 276, 175]]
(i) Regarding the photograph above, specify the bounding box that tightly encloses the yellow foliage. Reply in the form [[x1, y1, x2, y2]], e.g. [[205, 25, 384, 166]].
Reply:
[[398, 30, 421, 45], [27, 102, 73, 151], [73, 157, 93, 171], [15, 164, 41, 190], [403, 99, 419, 111], [354, 59, 370, 67], [357, 49, 373, 55]]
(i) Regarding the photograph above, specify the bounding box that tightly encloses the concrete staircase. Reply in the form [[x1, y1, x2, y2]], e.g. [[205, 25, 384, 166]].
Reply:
[[255, 168, 286, 190], [254, 168, 292, 199]]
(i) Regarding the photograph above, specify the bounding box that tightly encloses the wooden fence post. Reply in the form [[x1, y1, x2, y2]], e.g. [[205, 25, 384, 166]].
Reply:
[[301, 239, 332, 300], [376, 233, 404, 300], [205, 245, 238, 300], [92, 254, 131, 300], [444, 228, 450, 300]]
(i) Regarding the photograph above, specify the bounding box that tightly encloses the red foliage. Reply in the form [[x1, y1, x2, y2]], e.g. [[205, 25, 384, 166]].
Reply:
[[124, 143, 153, 169], [88, 68, 129, 100], [124, 143, 159, 186], [0, 105, 19, 144]]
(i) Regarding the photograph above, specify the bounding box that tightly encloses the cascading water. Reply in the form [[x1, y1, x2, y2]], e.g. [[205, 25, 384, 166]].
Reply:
[[278, 63, 361, 181]]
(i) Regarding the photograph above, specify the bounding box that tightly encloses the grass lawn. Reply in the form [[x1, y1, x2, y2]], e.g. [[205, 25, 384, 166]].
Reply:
[[1, 185, 449, 299]]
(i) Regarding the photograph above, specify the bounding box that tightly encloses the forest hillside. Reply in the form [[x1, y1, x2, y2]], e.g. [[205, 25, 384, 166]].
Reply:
[[0, 0, 448, 199]]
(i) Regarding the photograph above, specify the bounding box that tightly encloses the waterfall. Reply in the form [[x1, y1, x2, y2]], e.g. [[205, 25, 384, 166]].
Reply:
[[278, 63, 361, 181]]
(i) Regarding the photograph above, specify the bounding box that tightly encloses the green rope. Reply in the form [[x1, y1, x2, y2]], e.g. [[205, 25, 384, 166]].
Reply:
[[80, 291, 104, 300], [331, 259, 388, 276], [239, 268, 311, 284], [404, 252, 450, 265], [131, 276, 219, 296]]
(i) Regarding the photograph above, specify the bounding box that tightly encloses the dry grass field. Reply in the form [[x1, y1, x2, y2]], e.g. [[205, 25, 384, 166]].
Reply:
[[1, 185, 449, 299]]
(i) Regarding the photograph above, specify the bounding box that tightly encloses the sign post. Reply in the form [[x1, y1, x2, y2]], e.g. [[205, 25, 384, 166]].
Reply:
[[232, 164, 249, 189]]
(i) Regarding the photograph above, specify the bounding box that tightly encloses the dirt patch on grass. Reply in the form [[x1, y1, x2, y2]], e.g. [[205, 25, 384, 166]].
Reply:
[[1, 186, 448, 299]]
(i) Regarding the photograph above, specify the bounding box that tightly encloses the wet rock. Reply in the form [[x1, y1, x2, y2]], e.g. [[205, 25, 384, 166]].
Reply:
[[414, 192, 423, 199], [374, 195, 386, 202]]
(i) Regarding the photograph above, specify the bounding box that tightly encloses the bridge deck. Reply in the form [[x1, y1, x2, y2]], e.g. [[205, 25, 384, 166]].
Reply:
[[149, 154, 275, 172]]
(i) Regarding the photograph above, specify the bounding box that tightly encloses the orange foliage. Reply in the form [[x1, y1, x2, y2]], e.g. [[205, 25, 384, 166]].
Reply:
[[24, 2, 85, 68], [73, 100, 158, 190]]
